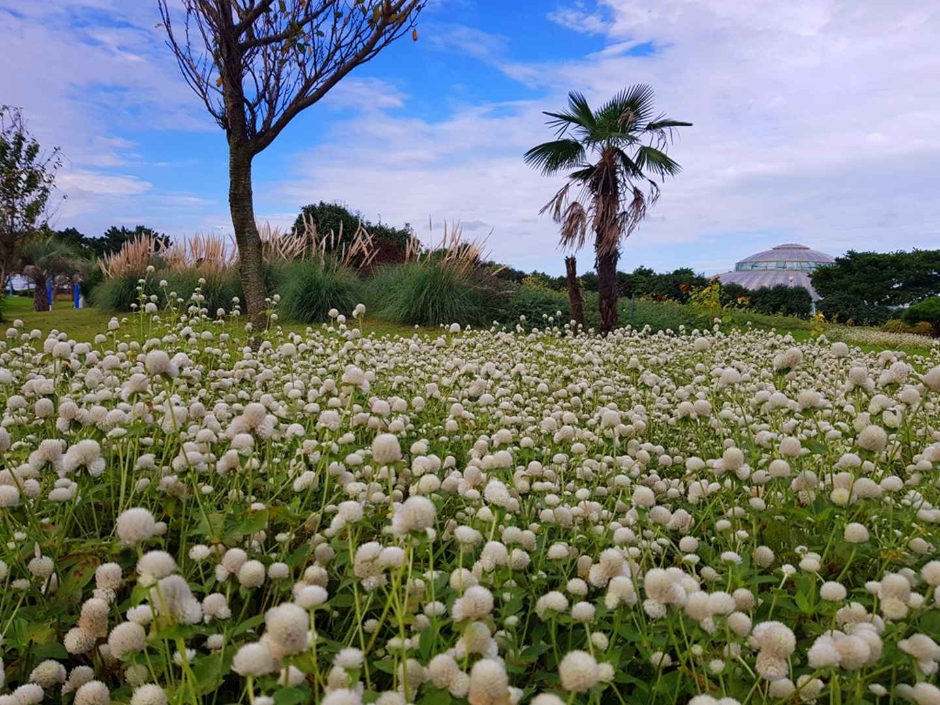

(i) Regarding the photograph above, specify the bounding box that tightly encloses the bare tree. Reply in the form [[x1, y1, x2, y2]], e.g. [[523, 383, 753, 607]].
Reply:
[[158, 0, 426, 327]]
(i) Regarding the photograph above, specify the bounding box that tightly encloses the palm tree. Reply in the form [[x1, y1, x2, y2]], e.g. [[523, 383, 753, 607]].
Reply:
[[19, 236, 87, 311], [525, 86, 690, 334]]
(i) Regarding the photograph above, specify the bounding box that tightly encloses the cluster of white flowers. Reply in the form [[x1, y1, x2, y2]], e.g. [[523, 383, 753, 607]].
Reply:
[[0, 299, 939, 704]]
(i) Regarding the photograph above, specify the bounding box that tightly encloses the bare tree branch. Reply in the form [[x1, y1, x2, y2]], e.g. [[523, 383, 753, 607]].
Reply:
[[158, 0, 425, 153]]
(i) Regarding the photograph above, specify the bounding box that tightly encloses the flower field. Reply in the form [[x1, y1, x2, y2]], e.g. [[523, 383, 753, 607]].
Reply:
[[1, 296, 940, 705]]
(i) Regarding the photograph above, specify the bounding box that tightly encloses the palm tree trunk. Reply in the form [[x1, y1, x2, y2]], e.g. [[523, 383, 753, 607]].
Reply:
[[597, 249, 619, 334], [565, 256, 584, 330], [33, 274, 49, 312], [229, 145, 268, 330]]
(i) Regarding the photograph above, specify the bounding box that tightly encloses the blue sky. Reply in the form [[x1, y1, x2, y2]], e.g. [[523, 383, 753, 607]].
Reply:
[[2, 0, 939, 276]]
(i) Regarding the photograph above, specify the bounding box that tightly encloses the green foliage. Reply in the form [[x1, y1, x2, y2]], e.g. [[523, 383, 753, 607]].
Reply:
[[486, 262, 534, 286], [90, 273, 162, 312], [494, 285, 570, 326], [747, 285, 813, 318], [164, 270, 244, 315], [91, 269, 245, 314], [363, 262, 499, 328], [18, 235, 90, 311], [718, 282, 750, 308], [293, 201, 415, 256], [619, 266, 707, 302], [275, 260, 360, 324], [0, 106, 63, 277], [580, 271, 599, 292], [80, 266, 104, 299], [812, 249, 940, 311], [519, 272, 558, 291], [687, 279, 722, 315], [53, 225, 171, 260], [817, 292, 891, 326], [621, 297, 712, 332], [902, 297, 940, 335], [19, 235, 87, 277]]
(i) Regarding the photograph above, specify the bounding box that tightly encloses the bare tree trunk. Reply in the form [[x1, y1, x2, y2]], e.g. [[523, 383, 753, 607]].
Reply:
[[33, 275, 48, 312], [597, 249, 619, 335], [565, 256, 584, 330], [228, 147, 268, 330]]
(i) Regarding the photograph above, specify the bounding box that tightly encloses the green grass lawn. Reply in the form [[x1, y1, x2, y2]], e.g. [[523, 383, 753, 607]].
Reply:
[[2, 294, 936, 356], [0, 294, 431, 342]]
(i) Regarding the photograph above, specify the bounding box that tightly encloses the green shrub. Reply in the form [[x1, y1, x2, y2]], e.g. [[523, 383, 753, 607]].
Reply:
[[620, 297, 712, 333], [902, 297, 940, 335], [495, 285, 570, 326], [748, 285, 813, 318], [275, 260, 360, 323], [80, 267, 104, 300], [364, 262, 499, 327], [718, 282, 750, 308], [883, 319, 915, 334], [162, 270, 244, 315], [90, 273, 162, 311], [818, 292, 891, 326]]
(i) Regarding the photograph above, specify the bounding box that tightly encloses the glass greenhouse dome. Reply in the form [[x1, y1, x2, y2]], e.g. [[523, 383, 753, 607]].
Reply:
[[717, 243, 835, 300]]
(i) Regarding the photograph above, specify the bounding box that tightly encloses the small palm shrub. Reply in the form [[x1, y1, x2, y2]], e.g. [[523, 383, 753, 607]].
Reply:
[[275, 259, 361, 323]]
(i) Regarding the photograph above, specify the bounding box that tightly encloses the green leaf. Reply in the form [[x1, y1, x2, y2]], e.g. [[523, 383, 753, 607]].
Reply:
[[226, 509, 269, 538], [275, 687, 310, 705], [195, 511, 226, 539], [192, 653, 226, 693], [418, 690, 451, 705], [33, 642, 69, 660], [418, 622, 439, 660], [231, 613, 265, 637]]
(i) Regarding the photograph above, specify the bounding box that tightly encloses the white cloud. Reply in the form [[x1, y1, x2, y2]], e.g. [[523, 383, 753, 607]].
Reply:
[[547, 3, 609, 35], [58, 171, 152, 197], [427, 24, 509, 63], [324, 78, 408, 111]]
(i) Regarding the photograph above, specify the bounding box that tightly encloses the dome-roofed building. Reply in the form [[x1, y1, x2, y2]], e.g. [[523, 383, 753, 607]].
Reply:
[[717, 243, 835, 300]]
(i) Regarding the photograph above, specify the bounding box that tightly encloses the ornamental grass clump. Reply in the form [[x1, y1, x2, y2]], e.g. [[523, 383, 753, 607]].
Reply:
[[0, 292, 939, 703]]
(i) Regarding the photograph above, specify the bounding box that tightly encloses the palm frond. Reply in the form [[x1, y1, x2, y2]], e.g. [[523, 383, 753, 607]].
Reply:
[[596, 84, 656, 136], [646, 118, 693, 131], [568, 165, 596, 184], [634, 145, 683, 179], [646, 116, 692, 150], [527, 85, 689, 258], [614, 148, 643, 179], [523, 139, 586, 175], [617, 185, 656, 241], [558, 201, 589, 252], [544, 91, 596, 137], [540, 183, 572, 221]]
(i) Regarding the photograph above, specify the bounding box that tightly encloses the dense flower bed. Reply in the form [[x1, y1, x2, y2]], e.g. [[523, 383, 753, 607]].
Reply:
[[1, 296, 940, 705]]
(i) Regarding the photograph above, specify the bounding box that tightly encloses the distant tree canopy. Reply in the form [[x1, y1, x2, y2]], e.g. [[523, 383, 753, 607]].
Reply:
[[49, 225, 170, 260], [812, 249, 940, 324], [293, 202, 415, 250], [490, 264, 708, 304], [617, 267, 707, 303], [747, 285, 813, 319]]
